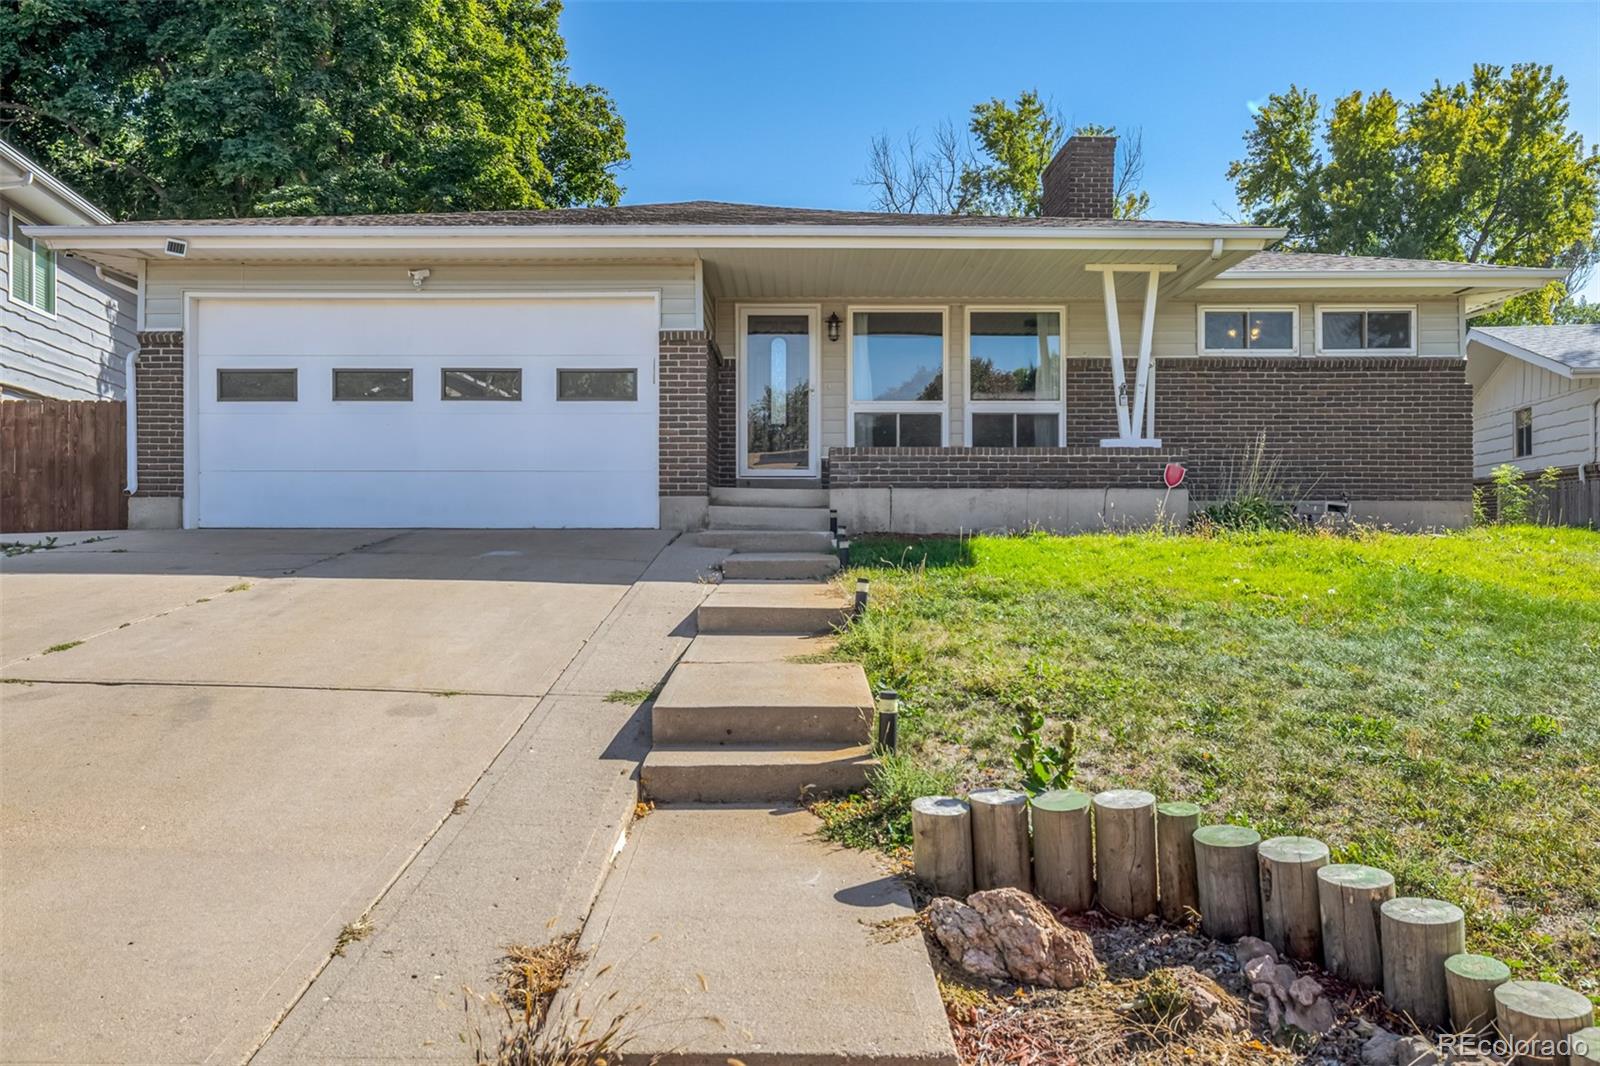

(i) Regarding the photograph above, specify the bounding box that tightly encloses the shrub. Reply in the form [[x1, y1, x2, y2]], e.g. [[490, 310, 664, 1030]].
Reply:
[[1197, 432, 1299, 531], [1488, 463, 1534, 524]]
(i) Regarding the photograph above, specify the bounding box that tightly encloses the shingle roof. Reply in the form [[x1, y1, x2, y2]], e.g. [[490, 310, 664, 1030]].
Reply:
[[86, 200, 1246, 230], [1472, 325, 1600, 371], [1222, 250, 1523, 274]]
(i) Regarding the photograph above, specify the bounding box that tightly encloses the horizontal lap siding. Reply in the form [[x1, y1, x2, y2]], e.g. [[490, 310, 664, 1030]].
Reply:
[[1472, 359, 1600, 477]]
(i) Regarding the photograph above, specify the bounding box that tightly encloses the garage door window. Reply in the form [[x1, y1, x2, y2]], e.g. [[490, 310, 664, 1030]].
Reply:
[[442, 369, 522, 401], [558, 368, 637, 401], [334, 369, 412, 401], [218, 369, 297, 401]]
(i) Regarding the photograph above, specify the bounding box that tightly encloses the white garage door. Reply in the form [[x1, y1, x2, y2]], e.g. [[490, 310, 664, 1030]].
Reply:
[[191, 295, 660, 528]]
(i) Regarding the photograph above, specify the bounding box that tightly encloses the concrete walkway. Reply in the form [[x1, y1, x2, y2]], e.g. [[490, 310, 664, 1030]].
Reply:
[[251, 539, 727, 1064], [551, 806, 957, 1066]]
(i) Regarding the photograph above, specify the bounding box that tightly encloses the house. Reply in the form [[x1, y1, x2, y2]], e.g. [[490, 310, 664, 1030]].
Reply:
[[1, 138, 137, 400], [1466, 325, 1600, 486], [20, 135, 1561, 532]]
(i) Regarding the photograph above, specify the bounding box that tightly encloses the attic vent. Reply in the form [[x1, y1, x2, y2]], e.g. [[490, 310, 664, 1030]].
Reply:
[[163, 238, 188, 258]]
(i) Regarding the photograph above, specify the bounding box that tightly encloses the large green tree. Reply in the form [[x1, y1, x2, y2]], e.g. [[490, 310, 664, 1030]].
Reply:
[[1229, 65, 1600, 322], [860, 90, 1149, 218], [0, 0, 628, 219]]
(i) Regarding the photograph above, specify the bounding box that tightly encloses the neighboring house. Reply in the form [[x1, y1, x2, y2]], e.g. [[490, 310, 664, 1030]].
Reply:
[[23, 135, 1560, 532], [0, 139, 137, 399], [1467, 325, 1600, 485]]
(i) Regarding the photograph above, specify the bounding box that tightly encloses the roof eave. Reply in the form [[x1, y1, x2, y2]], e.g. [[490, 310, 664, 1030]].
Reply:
[[0, 143, 114, 225], [1466, 328, 1598, 379]]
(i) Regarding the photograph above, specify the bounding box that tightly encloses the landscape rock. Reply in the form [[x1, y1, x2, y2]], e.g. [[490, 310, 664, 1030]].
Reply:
[[1235, 936, 1279, 967], [1395, 1035, 1442, 1066], [1245, 954, 1335, 1036], [927, 888, 1100, 989], [1361, 1026, 1401, 1066]]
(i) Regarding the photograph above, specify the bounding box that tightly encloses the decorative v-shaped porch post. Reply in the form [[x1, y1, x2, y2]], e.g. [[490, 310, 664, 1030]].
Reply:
[[1087, 263, 1176, 446]]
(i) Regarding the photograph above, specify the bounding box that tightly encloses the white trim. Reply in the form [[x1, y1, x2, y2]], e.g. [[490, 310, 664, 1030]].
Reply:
[[1467, 328, 1599, 380], [962, 305, 1066, 446], [1208, 267, 1565, 285], [7, 208, 58, 320], [1196, 304, 1299, 356], [1314, 304, 1418, 356], [180, 288, 664, 529], [692, 257, 704, 332], [735, 303, 822, 478], [0, 141, 114, 224], [845, 305, 950, 447]]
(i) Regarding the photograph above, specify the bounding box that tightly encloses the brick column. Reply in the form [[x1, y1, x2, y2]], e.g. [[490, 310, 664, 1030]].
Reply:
[[658, 330, 713, 527], [130, 330, 184, 528]]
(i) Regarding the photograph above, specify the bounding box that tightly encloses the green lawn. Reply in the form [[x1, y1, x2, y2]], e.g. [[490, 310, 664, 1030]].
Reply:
[[821, 526, 1600, 990]]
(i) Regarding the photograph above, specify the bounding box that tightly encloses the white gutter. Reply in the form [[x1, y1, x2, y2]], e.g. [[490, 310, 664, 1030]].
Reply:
[[123, 348, 139, 496], [0, 141, 115, 224], [93, 264, 139, 297]]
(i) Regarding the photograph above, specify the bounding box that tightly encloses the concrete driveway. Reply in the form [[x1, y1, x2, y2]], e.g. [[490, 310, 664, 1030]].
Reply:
[[0, 528, 702, 1065]]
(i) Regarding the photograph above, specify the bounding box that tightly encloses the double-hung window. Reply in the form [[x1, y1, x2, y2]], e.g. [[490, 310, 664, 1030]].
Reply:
[[848, 308, 946, 446], [8, 211, 56, 317], [966, 308, 1064, 447], [1199, 306, 1297, 355], [1316, 306, 1415, 355]]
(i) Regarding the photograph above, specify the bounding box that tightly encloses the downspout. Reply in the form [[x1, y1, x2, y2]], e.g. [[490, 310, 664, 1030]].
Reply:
[[124, 348, 139, 495]]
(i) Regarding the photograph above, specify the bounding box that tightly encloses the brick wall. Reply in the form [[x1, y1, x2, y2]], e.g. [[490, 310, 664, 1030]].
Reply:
[[828, 446, 1178, 489], [659, 330, 713, 497], [134, 331, 185, 498], [709, 340, 736, 488], [1062, 357, 1472, 502], [1041, 135, 1116, 219]]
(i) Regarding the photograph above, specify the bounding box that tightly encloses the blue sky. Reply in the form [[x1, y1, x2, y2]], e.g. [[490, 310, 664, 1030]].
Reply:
[[563, 0, 1600, 292]]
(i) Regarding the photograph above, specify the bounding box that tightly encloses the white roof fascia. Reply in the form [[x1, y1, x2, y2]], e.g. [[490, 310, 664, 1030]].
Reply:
[[0, 142, 113, 225], [1466, 328, 1587, 379]]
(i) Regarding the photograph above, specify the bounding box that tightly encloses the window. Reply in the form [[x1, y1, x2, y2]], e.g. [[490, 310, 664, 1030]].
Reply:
[[1513, 407, 1533, 458], [966, 308, 1064, 448], [333, 369, 412, 401], [1316, 307, 1415, 354], [217, 369, 297, 401], [1199, 307, 1296, 354], [558, 368, 637, 401], [848, 308, 946, 446], [8, 211, 56, 316], [442, 369, 521, 401]]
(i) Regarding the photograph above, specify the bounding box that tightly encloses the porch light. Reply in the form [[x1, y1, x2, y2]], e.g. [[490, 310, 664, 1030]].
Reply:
[[827, 312, 841, 343]]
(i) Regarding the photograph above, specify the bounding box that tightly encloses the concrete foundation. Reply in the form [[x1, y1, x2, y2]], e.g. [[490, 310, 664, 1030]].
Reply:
[[832, 486, 1187, 534], [1346, 499, 1472, 530], [128, 496, 182, 529], [659, 494, 709, 530]]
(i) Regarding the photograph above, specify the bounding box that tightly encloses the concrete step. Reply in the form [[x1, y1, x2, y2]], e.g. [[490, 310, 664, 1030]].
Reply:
[[720, 551, 840, 580], [694, 529, 835, 553], [549, 807, 958, 1066], [711, 486, 831, 508], [652, 661, 872, 745], [697, 580, 852, 635], [640, 743, 876, 803], [680, 633, 836, 663], [707, 504, 832, 531]]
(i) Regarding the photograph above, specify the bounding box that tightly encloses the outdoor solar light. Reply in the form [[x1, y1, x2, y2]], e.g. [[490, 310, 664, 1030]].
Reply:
[[854, 577, 870, 617], [826, 312, 841, 343], [875, 689, 899, 752]]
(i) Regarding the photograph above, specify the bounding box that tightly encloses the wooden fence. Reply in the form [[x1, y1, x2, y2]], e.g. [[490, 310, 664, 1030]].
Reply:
[[1534, 479, 1600, 529], [1, 400, 128, 533]]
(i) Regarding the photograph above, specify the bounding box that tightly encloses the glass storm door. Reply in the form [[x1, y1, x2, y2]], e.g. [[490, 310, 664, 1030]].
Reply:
[[740, 308, 817, 476]]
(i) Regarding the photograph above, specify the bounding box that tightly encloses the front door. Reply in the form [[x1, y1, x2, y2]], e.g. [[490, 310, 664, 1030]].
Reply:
[[738, 306, 819, 477]]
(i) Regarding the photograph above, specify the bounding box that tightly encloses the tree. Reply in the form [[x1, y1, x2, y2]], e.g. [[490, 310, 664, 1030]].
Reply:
[[1229, 64, 1600, 323], [0, 0, 629, 219], [858, 91, 1149, 218]]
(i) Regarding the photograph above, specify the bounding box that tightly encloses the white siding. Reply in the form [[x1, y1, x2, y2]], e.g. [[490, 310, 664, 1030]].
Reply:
[[1473, 357, 1600, 477], [1, 201, 136, 399], [142, 261, 700, 332]]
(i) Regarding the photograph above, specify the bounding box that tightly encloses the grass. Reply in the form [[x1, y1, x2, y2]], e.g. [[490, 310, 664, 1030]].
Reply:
[[817, 525, 1600, 990], [41, 641, 82, 655]]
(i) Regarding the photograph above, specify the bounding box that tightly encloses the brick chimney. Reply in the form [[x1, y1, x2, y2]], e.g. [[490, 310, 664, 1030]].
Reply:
[[1041, 134, 1116, 219]]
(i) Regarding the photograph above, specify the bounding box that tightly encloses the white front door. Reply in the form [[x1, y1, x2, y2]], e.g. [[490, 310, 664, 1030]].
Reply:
[[189, 294, 660, 528], [737, 306, 819, 477]]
